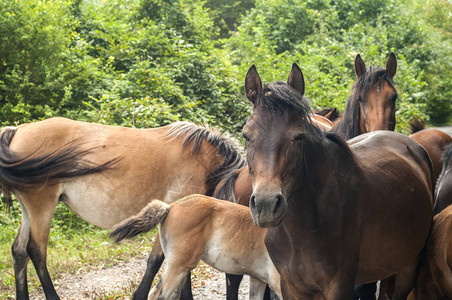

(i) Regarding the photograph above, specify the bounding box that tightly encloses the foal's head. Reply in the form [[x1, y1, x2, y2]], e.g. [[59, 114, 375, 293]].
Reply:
[[335, 53, 398, 140], [243, 64, 318, 227]]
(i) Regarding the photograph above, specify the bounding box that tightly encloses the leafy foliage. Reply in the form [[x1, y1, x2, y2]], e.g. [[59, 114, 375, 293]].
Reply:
[[0, 0, 449, 132]]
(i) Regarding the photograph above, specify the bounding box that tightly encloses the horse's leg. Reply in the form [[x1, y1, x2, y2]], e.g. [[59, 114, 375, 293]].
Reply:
[[17, 190, 60, 299], [156, 267, 191, 300], [249, 277, 267, 300], [354, 282, 377, 300], [391, 263, 418, 300], [12, 202, 31, 300], [323, 276, 356, 300], [179, 273, 193, 299], [378, 277, 395, 300], [226, 274, 243, 300], [133, 236, 166, 300]]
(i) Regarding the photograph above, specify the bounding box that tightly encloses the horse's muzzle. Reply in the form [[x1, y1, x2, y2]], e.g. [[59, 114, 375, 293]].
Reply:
[[249, 192, 287, 227]]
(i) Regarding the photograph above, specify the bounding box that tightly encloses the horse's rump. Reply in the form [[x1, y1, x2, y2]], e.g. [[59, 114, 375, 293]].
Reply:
[[0, 126, 119, 191]]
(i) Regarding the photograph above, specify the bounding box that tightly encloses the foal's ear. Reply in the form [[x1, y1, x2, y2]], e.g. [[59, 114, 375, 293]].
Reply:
[[287, 63, 305, 96], [354, 54, 367, 78], [245, 65, 262, 104], [385, 52, 397, 79]]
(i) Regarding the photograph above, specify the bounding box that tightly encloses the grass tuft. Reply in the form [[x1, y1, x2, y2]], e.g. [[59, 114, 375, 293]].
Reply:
[[0, 198, 157, 299]]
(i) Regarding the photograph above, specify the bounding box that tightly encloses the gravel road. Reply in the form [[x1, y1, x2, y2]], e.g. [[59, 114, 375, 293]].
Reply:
[[29, 253, 250, 300]]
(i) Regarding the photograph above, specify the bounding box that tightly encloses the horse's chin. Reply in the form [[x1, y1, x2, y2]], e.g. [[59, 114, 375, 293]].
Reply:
[[250, 210, 285, 228]]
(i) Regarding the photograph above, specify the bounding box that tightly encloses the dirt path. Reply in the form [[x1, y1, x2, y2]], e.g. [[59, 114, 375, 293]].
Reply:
[[30, 253, 249, 299]]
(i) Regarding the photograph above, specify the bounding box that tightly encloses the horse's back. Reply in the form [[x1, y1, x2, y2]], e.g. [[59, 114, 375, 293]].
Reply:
[[410, 128, 452, 181], [10, 117, 168, 154], [7, 118, 224, 228], [348, 131, 433, 283]]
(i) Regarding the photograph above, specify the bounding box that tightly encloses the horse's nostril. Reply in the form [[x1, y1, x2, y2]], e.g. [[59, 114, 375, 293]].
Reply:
[[274, 194, 284, 213], [250, 195, 256, 210]]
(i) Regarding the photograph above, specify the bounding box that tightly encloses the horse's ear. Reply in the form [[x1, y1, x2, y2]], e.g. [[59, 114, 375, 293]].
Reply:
[[324, 108, 338, 121], [245, 65, 262, 104], [354, 54, 366, 78], [385, 52, 397, 79], [287, 63, 305, 96]]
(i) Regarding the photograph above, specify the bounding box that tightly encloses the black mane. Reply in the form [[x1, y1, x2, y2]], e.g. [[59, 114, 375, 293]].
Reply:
[[332, 67, 396, 140], [436, 143, 452, 191], [166, 122, 246, 196]]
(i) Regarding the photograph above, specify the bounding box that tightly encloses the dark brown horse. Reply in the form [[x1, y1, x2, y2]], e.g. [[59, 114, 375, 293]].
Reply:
[[243, 64, 432, 299], [0, 118, 245, 299], [330, 53, 397, 140], [377, 129, 452, 300], [214, 54, 399, 300], [408, 144, 452, 299]]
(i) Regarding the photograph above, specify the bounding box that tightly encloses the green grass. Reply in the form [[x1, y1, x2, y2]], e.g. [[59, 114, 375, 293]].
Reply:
[[0, 199, 157, 299]]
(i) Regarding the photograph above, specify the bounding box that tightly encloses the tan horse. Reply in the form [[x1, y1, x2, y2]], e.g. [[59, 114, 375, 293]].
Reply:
[[0, 117, 245, 299], [110, 194, 282, 300]]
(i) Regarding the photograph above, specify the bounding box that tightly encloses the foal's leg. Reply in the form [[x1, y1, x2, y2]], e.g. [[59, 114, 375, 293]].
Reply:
[[133, 236, 193, 300], [157, 266, 192, 300], [133, 237, 166, 300], [226, 274, 243, 300]]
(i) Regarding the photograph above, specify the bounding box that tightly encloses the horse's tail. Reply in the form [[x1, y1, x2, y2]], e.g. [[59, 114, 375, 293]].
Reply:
[[0, 127, 120, 191], [409, 117, 425, 134], [110, 200, 170, 243], [213, 169, 240, 202]]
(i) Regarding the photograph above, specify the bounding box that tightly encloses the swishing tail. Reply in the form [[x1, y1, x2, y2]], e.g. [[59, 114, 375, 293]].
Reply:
[[110, 200, 171, 243], [0, 127, 120, 190]]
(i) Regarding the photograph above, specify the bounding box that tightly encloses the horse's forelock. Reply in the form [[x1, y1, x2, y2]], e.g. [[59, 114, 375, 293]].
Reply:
[[254, 81, 312, 121], [353, 68, 395, 102]]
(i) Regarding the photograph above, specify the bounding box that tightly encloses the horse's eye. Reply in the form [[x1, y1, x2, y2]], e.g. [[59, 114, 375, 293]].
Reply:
[[293, 133, 305, 142], [391, 94, 398, 103]]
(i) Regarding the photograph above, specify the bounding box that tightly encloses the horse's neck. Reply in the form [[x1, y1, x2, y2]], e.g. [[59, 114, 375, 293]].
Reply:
[[285, 137, 361, 230], [331, 95, 362, 140]]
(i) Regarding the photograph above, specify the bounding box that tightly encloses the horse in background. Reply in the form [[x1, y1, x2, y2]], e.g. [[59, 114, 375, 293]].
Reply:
[[330, 53, 397, 140], [244, 63, 432, 299], [0, 118, 245, 299]]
